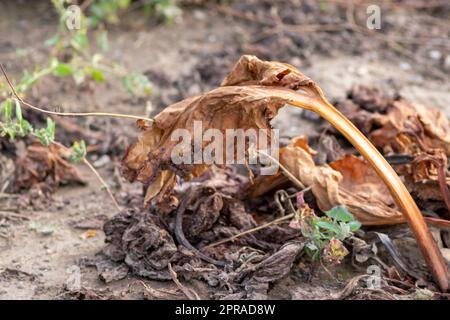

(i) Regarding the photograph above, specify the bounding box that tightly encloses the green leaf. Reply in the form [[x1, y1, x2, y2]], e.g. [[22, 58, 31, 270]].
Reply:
[[337, 222, 351, 240], [18, 70, 37, 92], [325, 205, 354, 222], [54, 63, 74, 77], [2, 99, 12, 124], [19, 119, 33, 136], [5, 128, 15, 140], [91, 69, 105, 82], [69, 140, 87, 162], [348, 220, 362, 232], [316, 220, 340, 235], [72, 31, 89, 50], [46, 117, 56, 138], [34, 118, 56, 146], [15, 99, 23, 123], [118, 0, 131, 8], [123, 72, 152, 96]]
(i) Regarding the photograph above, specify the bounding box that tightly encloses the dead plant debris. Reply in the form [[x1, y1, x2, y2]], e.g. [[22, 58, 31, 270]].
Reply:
[[110, 55, 450, 296], [3, 53, 450, 298], [11, 142, 85, 194]]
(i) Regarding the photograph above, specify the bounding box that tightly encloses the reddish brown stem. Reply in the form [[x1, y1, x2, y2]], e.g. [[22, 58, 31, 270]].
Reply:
[[289, 89, 450, 292], [253, 85, 449, 292]]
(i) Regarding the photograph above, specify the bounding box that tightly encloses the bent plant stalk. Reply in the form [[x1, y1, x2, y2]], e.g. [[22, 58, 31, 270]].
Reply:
[[262, 85, 449, 292], [2, 60, 448, 290]]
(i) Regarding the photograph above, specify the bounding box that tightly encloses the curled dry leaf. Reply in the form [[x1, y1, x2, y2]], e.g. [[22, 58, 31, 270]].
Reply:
[[370, 100, 450, 156], [329, 155, 404, 225], [12, 142, 85, 193], [103, 209, 178, 279], [336, 87, 450, 157], [251, 137, 403, 225], [122, 55, 317, 206], [251, 138, 450, 227], [279, 136, 341, 211], [179, 185, 224, 240], [405, 150, 450, 217], [337, 88, 450, 215]]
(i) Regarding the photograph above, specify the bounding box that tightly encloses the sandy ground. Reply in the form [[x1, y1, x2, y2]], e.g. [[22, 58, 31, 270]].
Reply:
[[0, 1, 449, 299]]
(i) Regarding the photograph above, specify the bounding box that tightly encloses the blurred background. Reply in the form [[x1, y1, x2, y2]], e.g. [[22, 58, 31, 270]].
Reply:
[[0, 0, 449, 299], [1, 0, 449, 144]]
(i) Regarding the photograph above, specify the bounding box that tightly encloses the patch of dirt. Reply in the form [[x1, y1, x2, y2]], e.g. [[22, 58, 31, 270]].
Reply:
[[0, 0, 449, 299]]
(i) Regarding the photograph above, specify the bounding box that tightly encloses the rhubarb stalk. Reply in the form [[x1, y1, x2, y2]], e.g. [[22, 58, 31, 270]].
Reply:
[[262, 85, 449, 292]]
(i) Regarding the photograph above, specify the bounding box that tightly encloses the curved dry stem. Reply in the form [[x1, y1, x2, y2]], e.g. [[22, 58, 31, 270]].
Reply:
[[242, 85, 448, 291], [52, 141, 121, 211], [82, 157, 121, 211], [276, 85, 449, 292], [0, 64, 154, 123], [18, 99, 154, 123], [204, 213, 295, 249]]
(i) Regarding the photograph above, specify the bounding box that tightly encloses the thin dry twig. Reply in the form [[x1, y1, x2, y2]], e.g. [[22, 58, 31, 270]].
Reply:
[[137, 280, 182, 299], [204, 213, 295, 249], [258, 149, 306, 189], [0, 64, 154, 123], [82, 156, 120, 210], [175, 193, 226, 267], [52, 141, 121, 211], [0, 193, 20, 199], [332, 274, 369, 299], [167, 263, 200, 300]]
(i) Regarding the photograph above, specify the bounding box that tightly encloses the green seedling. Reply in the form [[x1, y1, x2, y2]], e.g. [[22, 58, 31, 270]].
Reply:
[[69, 140, 87, 163], [301, 205, 361, 264]]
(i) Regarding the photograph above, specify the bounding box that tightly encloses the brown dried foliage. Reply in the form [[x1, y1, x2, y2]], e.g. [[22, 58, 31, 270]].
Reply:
[[12, 142, 85, 193], [122, 55, 316, 206]]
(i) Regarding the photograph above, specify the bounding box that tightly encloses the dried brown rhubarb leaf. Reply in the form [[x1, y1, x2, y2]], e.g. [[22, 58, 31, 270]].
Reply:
[[122, 55, 315, 206], [12, 142, 85, 193], [121, 56, 449, 291], [248, 138, 403, 225], [252, 143, 450, 228], [370, 100, 450, 156], [330, 155, 404, 225], [279, 136, 341, 211], [337, 92, 450, 157]]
